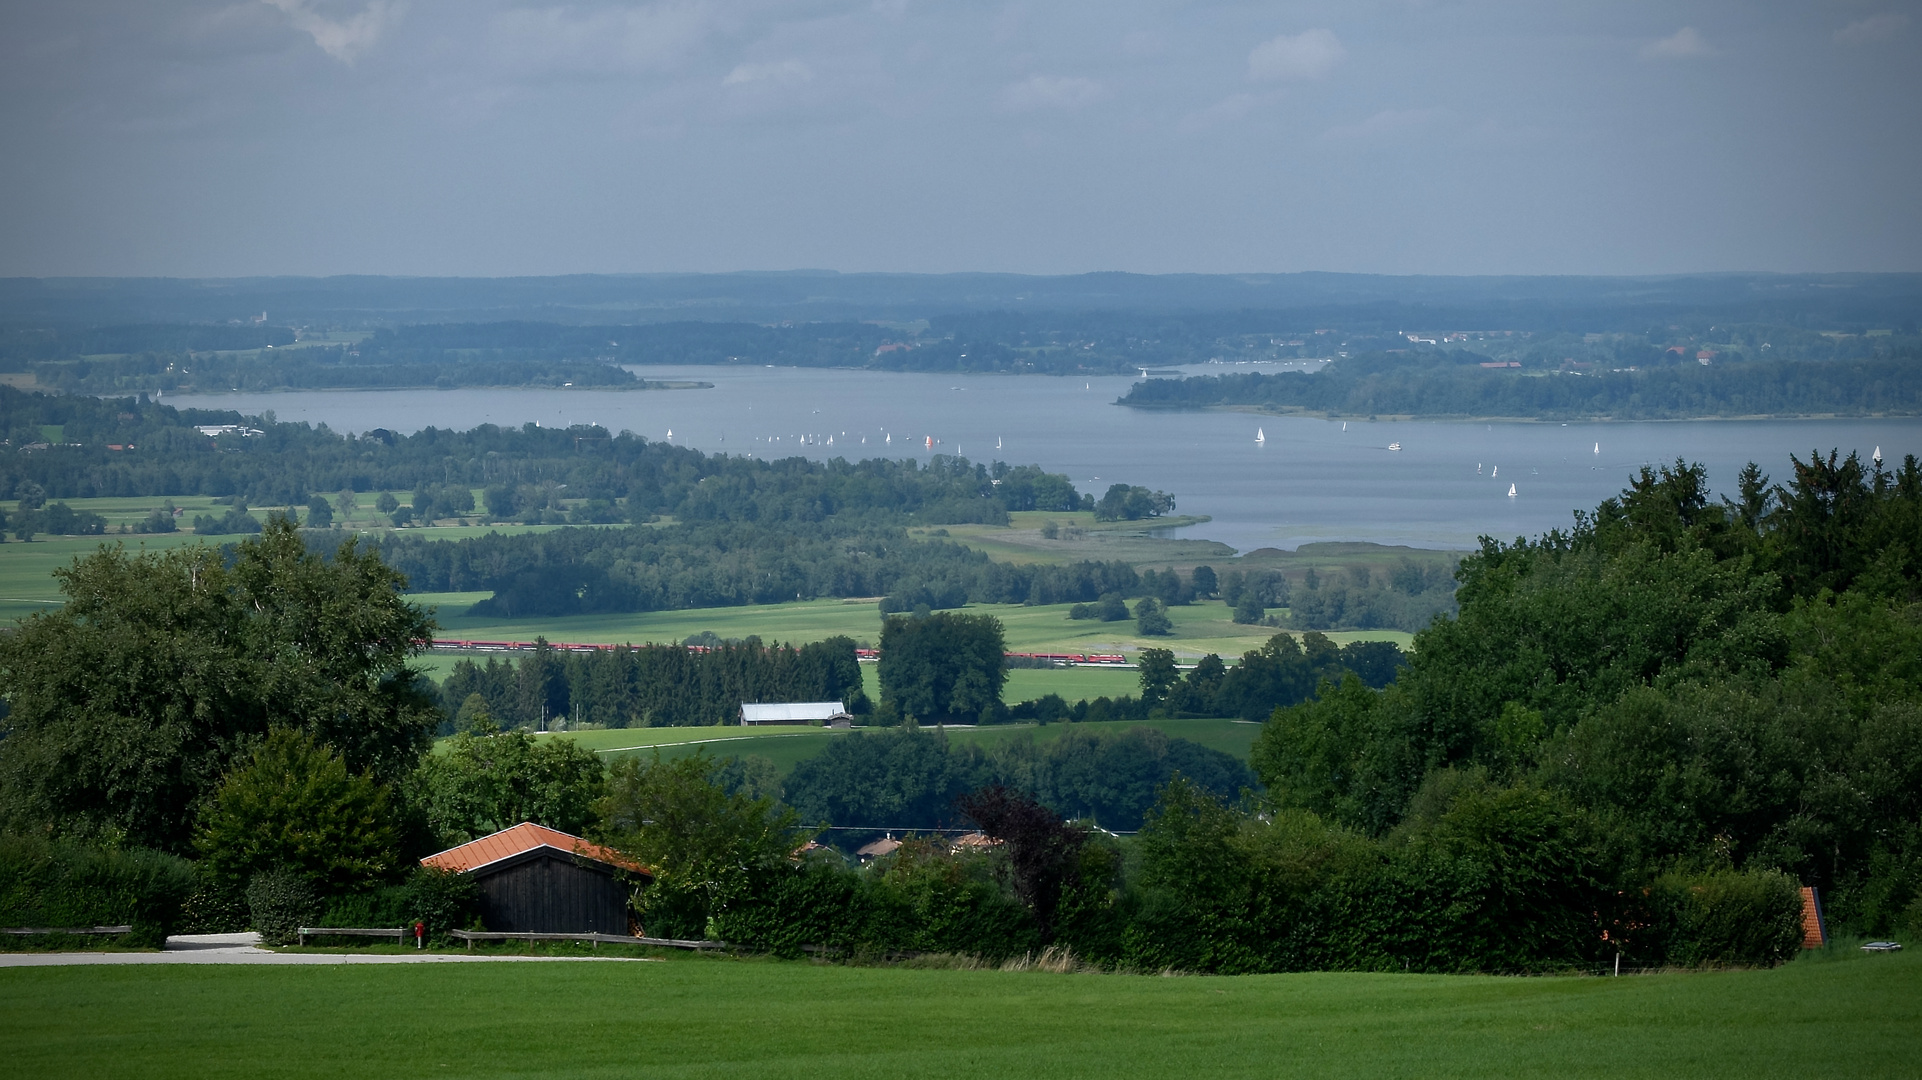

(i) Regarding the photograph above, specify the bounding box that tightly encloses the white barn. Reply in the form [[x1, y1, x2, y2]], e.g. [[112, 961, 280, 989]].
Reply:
[[740, 702, 853, 727]]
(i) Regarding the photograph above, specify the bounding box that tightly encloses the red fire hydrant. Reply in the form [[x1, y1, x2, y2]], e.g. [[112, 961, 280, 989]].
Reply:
[[414, 920, 425, 950]]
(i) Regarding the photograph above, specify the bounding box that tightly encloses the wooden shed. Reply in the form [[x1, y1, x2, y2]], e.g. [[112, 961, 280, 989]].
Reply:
[[420, 823, 650, 936]]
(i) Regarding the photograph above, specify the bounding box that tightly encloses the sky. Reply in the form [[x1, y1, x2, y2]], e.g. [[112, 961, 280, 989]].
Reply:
[[1, 1, 1917, 278]]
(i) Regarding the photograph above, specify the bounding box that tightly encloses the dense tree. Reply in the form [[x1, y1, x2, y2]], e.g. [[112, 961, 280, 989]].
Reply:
[[1249, 453, 1922, 935], [878, 612, 1008, 724], [1094, 483, 1175, 521], [597, 752, 806, 939], [1133, 597, 1174, 636], [408, 726, 606, 846], [1136, 648, 1180, 709], [0, 520, 438, 851], [440, 636, 868, 729], [194, 728, 401, 897], [1122, 346, 1922, 420]]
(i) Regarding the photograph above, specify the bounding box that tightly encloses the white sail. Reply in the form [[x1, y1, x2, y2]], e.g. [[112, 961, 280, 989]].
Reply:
[[1492, 465, 1498, 478], [1594, 442, 1600, 454], [996, 436, 1002, 450], [1874, 446, 1883, 464], [1508, 483, 1517, 497], [1256, 427, 1265, 444]]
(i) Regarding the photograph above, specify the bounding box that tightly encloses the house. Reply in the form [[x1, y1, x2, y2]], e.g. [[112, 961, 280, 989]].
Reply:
[[856, 834, 901, 862], [420, 822, 650, 935], [740, 702, 853, 727]]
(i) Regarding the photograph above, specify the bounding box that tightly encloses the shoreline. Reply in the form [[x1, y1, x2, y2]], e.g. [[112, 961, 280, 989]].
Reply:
[[1119, 401, 1922, 424]]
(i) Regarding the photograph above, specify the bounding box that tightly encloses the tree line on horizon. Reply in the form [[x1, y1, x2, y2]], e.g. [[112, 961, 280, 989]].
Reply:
[[1121, 344, 1922, 420]]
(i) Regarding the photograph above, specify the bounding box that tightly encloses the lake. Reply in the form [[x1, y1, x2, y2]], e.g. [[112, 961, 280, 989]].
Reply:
[[169, 366, 1922, 553]]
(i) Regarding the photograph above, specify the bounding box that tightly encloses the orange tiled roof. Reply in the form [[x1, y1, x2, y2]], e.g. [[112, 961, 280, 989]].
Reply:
[[420, 822, 648, 876]]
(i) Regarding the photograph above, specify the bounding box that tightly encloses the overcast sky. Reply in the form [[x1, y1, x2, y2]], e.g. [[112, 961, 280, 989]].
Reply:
[[1, 1, 1916, 278]]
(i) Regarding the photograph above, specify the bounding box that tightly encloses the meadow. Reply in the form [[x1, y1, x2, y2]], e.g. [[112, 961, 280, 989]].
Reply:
[[0, 496, 1425, 657], [414, 595, 1410, 660], [0, 947, 1913, 1079]]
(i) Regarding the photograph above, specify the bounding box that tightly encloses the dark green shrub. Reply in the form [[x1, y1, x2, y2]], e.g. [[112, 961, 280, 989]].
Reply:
[[197, 729, 402, 898], [398, 867, 481, 940], [177, 878, 249, 934], [1648, 868, 1804, 967], [246, 867, 319, 945], [313, 867, 480, 944], [708, 857, 871, 958], [0, 834, 194, 948]]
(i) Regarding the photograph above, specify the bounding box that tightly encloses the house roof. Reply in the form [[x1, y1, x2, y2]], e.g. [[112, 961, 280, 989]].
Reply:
[[856, 835, 901, 858], [420, 822, 647, 876], [741, 701, 849, 722]]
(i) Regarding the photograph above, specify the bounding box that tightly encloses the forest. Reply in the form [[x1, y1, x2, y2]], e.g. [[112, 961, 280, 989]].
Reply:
[[1121, 345, 1922, 419], [2, 449, 1918, 974]]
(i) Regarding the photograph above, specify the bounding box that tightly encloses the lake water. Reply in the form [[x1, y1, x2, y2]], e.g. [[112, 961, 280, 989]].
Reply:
[[168, 366, 1922, 553]]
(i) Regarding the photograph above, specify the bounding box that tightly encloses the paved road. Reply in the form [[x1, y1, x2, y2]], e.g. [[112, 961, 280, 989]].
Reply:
[[0, 933, 659, 966]]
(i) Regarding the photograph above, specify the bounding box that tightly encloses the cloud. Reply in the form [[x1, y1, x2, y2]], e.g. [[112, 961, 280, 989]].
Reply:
[[1641, 26, 1711, 60], [259, 0, 400, 63], [1000, 75, 1105, 111], [1325, 106, 1450, 140], [1177, 92, 1260, 133], [1247, 29, 1344, 82], [723, 59, 813, 87], [1835, 12, 1909, 45], [486, 4, 713, 79]]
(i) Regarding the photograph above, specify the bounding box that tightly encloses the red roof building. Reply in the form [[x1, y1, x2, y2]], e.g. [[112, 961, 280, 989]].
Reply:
[[421, 823, 649, 935]]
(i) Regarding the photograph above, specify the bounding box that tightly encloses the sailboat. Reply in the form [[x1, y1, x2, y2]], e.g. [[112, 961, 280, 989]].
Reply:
[[1508, 483, 1517, 498], [885, 433, 891, 445], [1594, 442, 1600, 455], [1492, 465, 1498, 479], [1874, 446, 1883, 464], [665, 429, 673, 441], [996, 436, 1002, 450], [1342, 421, 1347, 431], [1387, 442, 1402, 451], [925, 435, 933, 450], [1256, 427, 1265, 444]]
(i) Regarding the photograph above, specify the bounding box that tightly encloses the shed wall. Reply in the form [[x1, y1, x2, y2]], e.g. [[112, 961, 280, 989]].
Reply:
[[475, 853, 632, 935]]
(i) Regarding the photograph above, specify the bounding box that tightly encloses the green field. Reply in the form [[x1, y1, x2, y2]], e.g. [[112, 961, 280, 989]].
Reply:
[[522, 716, 1263, 774], [0, 496, 1426, 658], [2, 948, 1914, 1079], [415, 596, 1411, 660]]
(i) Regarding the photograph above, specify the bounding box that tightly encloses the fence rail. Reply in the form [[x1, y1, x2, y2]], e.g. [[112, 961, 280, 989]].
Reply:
[[1, 925, 132, 936], [296, 927, 408, 947], [447, 930, 724, 951]]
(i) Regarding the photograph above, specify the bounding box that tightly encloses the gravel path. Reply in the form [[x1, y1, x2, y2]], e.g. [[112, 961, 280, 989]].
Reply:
[[0, 933, 659, 966]]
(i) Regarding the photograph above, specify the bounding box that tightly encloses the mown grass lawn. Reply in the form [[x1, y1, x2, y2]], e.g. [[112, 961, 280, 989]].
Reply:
[[1, 949, 1913, 1079]]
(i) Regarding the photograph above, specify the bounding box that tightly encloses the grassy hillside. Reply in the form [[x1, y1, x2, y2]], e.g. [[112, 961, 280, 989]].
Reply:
[[2, 948, 1914, 1079]]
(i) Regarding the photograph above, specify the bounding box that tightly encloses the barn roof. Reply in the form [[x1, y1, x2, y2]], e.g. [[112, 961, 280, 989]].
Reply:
[[741, 701, 850, 723], [420, 822, 647, 876]]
